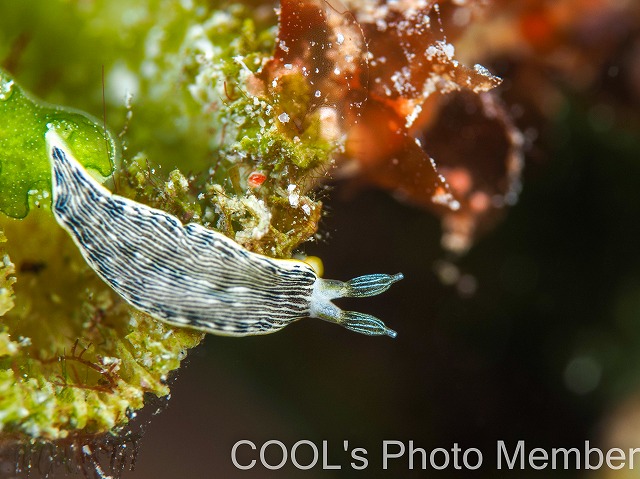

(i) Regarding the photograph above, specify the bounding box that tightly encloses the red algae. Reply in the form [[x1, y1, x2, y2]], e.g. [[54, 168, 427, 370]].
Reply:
[[260, 0, 520, 251]]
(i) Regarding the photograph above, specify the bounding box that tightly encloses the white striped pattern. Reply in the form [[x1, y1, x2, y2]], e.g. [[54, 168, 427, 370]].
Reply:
[[45, 129, 400, 338]]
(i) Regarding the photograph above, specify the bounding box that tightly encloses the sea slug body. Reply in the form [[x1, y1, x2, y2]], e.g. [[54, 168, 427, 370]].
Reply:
[[45, 129, 402, 338]]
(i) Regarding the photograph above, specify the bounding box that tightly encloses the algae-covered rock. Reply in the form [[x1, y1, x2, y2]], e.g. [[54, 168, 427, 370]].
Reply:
[[0, 205, 203, 440], [0, 0, 335, 443]]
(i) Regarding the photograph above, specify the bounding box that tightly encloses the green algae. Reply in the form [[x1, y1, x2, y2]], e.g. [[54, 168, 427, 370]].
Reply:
[[0, 229, 15, 319], [0, 69, 116, 219], [0, 0, 337, 442], [0, 207, 203, 440], [114, 2, 332, 256]]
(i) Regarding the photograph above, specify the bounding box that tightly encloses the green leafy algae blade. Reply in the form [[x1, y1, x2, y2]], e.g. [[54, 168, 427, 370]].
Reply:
[[0, 68, 116, 218]]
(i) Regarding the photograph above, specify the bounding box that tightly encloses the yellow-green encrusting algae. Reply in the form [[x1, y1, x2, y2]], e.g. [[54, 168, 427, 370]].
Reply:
[[0, 0, 334, 442]]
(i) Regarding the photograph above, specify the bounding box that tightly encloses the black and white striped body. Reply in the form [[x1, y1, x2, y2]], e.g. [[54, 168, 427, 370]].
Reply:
[[46, 129, 401, 338]]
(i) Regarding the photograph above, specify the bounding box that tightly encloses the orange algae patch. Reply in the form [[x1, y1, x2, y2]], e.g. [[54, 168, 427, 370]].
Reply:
[[258, 0, 522, 252]]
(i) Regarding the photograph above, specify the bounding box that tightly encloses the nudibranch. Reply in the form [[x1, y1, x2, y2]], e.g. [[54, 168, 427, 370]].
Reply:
[[45, 129, 401, 338]]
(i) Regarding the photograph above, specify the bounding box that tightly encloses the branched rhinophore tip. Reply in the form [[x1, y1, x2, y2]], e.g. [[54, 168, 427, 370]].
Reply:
[[310, 273, 403, 338]]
